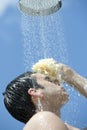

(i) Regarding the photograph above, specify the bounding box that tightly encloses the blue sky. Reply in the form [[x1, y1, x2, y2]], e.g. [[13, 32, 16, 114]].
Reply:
[[0, 0, 87, 130]]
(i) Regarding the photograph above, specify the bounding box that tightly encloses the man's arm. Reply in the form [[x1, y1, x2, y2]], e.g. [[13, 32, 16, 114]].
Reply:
[[60, 64, 87, 98]]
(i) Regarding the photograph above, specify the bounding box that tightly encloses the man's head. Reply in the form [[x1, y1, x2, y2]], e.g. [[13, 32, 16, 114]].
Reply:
[[3, 72, 37, 123], [3, 72, 69, 123]]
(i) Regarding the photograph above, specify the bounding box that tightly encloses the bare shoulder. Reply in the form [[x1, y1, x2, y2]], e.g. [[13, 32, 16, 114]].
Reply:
[[23, 111, 69, 130]]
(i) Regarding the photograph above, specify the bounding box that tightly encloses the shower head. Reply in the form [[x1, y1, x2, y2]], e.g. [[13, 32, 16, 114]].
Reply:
[[19, 0, 62, 16]]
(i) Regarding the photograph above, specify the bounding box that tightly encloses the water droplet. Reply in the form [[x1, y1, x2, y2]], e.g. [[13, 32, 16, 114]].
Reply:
[[38, 98, 43, 111]]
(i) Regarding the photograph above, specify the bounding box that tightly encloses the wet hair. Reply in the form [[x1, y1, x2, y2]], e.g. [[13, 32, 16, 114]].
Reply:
[[3, 71, 42, 123]]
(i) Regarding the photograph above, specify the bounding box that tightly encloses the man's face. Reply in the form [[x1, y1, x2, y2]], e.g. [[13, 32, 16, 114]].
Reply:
[[31, 73, 69, 108]]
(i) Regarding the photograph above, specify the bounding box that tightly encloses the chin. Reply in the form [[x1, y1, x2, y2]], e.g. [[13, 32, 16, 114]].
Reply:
[[61, 94, 69, 106]]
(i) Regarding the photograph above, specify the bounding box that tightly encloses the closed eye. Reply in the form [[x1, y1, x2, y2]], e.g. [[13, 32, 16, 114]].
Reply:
[[45, 76, 60, 85], [45, 76, 53, 82]]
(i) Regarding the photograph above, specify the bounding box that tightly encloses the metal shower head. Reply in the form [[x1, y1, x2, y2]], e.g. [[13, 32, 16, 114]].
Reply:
[[19, 0, 62, 16]]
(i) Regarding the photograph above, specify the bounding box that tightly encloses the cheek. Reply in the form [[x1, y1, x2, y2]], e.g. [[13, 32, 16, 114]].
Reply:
[[45, 88, 60, 99]]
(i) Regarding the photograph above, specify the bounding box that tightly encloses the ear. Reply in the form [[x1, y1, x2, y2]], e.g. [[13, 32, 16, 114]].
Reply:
[[28, 88, 44, 100], [28, 88, 36, 97]]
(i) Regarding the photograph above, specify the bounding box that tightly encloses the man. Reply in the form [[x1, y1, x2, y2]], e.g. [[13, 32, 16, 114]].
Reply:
[[3, 72, 69, 123], [3, 58, 87, 129]]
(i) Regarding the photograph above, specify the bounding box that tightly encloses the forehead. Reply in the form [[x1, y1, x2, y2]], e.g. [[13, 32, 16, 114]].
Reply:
[[31, 73, 47, 89], [31, 73, 59, 89], [31, 73, 60, 85], [31, 73, 46, 80]]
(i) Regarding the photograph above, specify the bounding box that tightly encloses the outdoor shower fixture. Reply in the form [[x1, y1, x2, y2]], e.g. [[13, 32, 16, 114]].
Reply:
[[19, 0, 62, 16]]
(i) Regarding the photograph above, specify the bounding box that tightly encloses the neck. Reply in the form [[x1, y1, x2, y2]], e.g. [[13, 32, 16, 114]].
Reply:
[[36, 99, 61, 117]]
